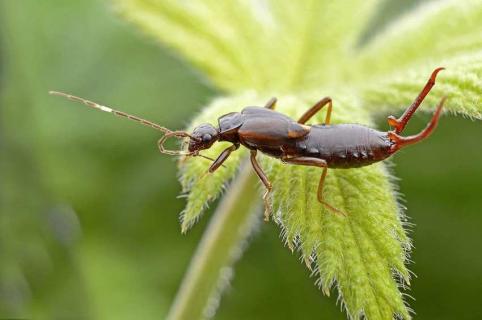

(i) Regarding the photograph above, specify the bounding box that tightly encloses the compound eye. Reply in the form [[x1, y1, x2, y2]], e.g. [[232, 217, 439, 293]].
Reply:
[[202, 134, 212, 142]]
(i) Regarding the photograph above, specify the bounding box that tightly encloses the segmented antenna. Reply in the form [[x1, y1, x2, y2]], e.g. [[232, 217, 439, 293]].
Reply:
[[49, 91, 172, 134], [49, 91, 219, 163]]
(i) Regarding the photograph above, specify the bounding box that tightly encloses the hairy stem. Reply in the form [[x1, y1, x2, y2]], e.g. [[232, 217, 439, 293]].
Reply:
[[167, 161, 259, 320]]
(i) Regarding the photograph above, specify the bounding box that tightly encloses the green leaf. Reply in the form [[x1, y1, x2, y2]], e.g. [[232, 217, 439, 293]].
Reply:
[[114, 0, 481, 319], [266, 95, 411, 320], [177, 93, 411, 319]]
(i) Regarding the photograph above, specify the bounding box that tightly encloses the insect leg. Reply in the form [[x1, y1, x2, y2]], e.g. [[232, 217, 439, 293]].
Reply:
[[315, 167, 346, 216], [281, 156, 346, 216], [264, 97, 277, 109], [207, 144, 240, 173], [387, 67, 444, 134], [297, 97, 332, 125], [250, 150, 273, 221]]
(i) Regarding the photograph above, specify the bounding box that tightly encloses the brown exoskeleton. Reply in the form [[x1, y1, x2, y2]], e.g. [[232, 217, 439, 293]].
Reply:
[[50, 68, 446, 221]]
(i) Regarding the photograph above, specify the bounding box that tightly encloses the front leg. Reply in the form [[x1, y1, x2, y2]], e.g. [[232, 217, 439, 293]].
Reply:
[[250, 150, 273, 221], [207, 143, 239, 173], [281, 156, 346, 216]]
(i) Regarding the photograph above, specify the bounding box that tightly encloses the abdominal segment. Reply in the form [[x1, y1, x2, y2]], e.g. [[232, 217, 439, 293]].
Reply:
[[295, 124, 393, 168]]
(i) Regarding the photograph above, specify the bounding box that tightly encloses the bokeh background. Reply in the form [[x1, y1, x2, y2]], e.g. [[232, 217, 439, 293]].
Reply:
[[0, 1, 481, 319]]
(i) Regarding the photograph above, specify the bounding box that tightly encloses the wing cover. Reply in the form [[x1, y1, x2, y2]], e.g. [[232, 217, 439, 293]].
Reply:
[[238, 107, 310, 147], [218, 112, 244, 134]]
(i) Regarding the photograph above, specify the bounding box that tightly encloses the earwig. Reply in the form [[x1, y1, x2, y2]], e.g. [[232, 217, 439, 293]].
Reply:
[[50, 68, 446, 221]]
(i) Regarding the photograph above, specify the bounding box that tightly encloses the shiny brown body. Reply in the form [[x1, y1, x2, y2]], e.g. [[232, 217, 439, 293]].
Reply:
[[218, 107, 393, 169]]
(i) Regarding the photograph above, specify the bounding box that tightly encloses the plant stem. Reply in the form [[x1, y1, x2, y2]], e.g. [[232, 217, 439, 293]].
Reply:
[[167, 161, 260, 320]]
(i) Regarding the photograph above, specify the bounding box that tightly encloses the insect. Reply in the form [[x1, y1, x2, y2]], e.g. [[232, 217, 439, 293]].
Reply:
[[50, 68, 445, 221]]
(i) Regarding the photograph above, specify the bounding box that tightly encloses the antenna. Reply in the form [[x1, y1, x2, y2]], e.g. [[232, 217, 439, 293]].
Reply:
[[49, 91, 172, 134], [49, 91, 217, 161]]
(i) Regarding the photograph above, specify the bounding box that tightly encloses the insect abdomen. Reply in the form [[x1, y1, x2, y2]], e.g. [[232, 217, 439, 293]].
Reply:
[[297, 124, 392, 168]]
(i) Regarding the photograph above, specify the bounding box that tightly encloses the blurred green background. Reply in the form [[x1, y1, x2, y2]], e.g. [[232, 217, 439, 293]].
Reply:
[[0, 1, 481, 319]]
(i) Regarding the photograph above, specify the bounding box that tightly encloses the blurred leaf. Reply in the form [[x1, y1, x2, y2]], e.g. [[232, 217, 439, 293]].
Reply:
[[115, 0, 379, 92], [354, 0, 482, 77], [0, 1, 214, 319], [362, 64, 482, 119], [354, 0, 482, 118]]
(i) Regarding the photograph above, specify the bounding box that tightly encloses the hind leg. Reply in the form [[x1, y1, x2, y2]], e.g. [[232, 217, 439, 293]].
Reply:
[[315, 167, 346, 216], [388, 67, 444, 134], [281, 156, 346, 216], [297, 97, 332, 125]]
